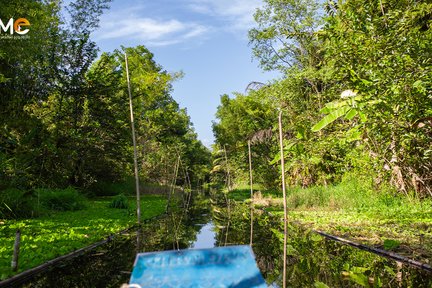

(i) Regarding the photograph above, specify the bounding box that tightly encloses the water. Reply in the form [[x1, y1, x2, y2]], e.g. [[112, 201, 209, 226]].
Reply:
[[16, 192, 432, 287], [191, 221, 216, 249]]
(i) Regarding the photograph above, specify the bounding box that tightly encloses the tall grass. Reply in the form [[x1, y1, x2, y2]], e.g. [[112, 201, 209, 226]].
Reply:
[[283, 174, 431, 213], [286, 176, 376, 210], [108, 194, 129, 209]]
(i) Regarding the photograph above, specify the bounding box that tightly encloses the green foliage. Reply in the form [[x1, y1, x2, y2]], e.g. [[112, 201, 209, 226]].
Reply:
[[0, 188, 37, 219], [284, 174, 377, 210], [91, 178, 175, 197], [37, 187, 86, 211], [314, 282, 330, 288], [249, 0, 323, 72], [0, 195, 166, 280], [91, 178, 137, 196], [227, 186, 282, 202], [383, 239, 400, 251], [215, 0, 432, 197], [319, 0, 432, 195], [0, 0, 211, 196], [108, 194, 129, 209]]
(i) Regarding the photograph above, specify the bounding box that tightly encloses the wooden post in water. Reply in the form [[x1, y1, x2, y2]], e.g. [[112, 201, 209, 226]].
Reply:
[[125, 52, 141, 225], [278, 111, 287, 288], [12, 229, 20, 271], [248, 140, 254, 246]]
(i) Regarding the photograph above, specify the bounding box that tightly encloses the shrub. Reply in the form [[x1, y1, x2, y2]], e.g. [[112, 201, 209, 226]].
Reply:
[[109, 194, 129, 209], [37, 187, 86, 211], [0, 188, 38, 219], [91, 177, 172, 197]]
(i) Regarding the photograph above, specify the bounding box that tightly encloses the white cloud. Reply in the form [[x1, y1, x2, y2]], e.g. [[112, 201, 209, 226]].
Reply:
[[95, 8, 209, 47], [187, 0, 262, 31]]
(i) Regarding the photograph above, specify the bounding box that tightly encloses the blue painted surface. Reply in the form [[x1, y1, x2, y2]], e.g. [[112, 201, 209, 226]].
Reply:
[[129, 245, 267, 288]]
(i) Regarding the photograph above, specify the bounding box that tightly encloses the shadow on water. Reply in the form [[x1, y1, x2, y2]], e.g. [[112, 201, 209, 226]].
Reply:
[[16, 191, 432, 287]]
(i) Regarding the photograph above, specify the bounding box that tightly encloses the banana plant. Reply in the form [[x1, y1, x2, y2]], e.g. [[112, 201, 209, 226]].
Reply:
[[311, 90, 367, 133]]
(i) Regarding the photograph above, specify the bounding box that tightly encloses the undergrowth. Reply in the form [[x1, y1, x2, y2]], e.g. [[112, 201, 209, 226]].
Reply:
[[90, 177, 171, 196], [0, 187, 86, 219], [0, 194, 166, 281], [109, 194, 129, 209]]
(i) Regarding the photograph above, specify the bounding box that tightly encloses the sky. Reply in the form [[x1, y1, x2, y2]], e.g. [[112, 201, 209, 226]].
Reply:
[[92, 0, 280, 147]]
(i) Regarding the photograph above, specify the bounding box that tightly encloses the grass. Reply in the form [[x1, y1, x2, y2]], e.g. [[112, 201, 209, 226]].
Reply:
[[0, 194, 166, 280], [226, 185, 281, 202], [227, 176, 432, 262]]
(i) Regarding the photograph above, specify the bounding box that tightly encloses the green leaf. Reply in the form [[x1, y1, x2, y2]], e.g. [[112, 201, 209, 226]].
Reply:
[[269, 153, 281, 165], [358, 111, 367, 122], [310, 233, 323, 242], [345, 109, 358, 120], [210, 165, 222, 173], [346, 128, 362, 142], [312, 106, 350, 132], [286, 244, 298, 256], [314, 282, 330, 288], [350, 272, 369, 287], [413, 80, 426, 94], [324, 99, 348, 110]]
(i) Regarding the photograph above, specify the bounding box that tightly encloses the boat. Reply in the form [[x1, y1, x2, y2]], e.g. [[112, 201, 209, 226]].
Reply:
[[127, 245, 267, 288]]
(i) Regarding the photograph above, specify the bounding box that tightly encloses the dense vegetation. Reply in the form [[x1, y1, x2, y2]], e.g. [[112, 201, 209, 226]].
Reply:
[[1, 0, 431, 283], [0, 195, 166, 280], [212, 0, 432, 197], [0, 0, 210, 219]]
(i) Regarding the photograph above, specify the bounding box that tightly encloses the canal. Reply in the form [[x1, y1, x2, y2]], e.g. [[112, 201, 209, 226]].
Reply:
[[17, 191, 432, 287]]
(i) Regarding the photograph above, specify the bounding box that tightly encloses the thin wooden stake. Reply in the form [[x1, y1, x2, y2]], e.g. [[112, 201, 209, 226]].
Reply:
[[125, 52, 141, 225], [12, 229, 20, 271], [166, 155, 180, 212], [248, 140, 254, 246], [278, 110, 287, 288]]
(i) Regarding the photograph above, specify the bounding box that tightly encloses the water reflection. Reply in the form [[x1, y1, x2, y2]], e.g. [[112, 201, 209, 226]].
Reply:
[[19, 193, 212, 287], [15, 192, 432, 287], [191, 221, 216, 249], [211, 201, 432, 287]]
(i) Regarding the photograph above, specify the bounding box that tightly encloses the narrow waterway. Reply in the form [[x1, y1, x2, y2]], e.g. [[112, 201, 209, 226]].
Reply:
[[191, 221, 216, 249], [16, 192, 432, 287]]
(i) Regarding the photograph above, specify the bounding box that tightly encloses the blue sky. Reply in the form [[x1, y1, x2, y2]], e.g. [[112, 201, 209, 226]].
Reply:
[[92, 0, 280, 147]]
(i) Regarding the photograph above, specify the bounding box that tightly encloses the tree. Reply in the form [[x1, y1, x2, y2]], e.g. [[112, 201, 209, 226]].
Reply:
[[249, 0, 323, 73], [317, 0, 432, 195]]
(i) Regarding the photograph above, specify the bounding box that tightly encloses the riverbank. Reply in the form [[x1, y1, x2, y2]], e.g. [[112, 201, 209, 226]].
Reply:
[[228, 178, 432, 264], [0, 195, 166, 281]]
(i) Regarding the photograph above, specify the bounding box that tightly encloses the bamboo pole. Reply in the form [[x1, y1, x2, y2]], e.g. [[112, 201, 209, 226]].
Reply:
[[223, 145, 231, 191], [248, 140, 254, 246], [125, 52, 141, 225], [278, 110, 287, 288]]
